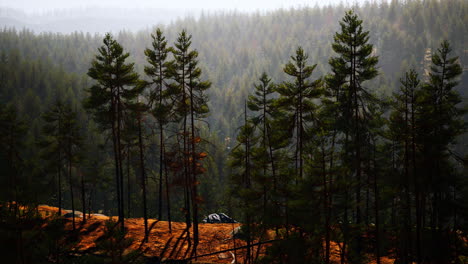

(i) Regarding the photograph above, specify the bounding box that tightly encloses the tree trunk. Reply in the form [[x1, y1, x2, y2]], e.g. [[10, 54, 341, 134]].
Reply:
[[111, 93, 122, 227], [127, 145, 131, 218], [68, 144, 76, 231], [138, 112, 148, 241], [58, 125, 62, 216], [58, 165, 62, 216], [158, 123, 164, 220], [81, 170, 86, 223], [164, 150, 172, 232], [190, 88, 199, 256], [373, 144, 380, 264], [116, 91, 125, 229], [322, 145, 330, 264]]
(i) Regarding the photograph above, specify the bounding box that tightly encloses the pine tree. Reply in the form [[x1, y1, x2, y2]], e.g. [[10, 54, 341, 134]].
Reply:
[[39, 100, 66, 217], [310, 96, 339, 264], [143, 28, 173, 231], [169, 30, 211, 256], [126, 98, 150, 241], [41, 101, 83, 230], [417, 40, 464, 262], [61, 104, 83, 231], [229, 102, 258, 263], [327, 10, 379, 262], [247, 73, 280, 224], [276, 46, 321, 182], [389, 69, 421, 263], [0, 104, 28, 217], [84, 33, 141, 229]]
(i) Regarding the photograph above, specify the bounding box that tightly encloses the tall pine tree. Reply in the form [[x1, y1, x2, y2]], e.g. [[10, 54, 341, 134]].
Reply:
[[169, 30, 211, 256], [417, 40, 464, 262], [327, 10, 379, 263], [144, 28, 174, 230], [84, 33, 141, 229]]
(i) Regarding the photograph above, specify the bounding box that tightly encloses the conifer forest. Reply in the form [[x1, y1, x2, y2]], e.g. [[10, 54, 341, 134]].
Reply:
[[0, 0, 467, 263]]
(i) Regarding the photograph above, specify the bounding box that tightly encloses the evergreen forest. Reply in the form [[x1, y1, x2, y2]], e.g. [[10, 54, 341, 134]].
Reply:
[[0, 0, 467, 263]]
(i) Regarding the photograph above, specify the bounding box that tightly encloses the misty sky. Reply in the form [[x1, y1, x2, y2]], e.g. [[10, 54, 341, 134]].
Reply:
[[0, 0, 358, 13]]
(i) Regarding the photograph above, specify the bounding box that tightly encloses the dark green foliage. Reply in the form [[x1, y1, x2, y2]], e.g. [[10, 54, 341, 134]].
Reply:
[[40, 101, 84, 230], [144, 28, 174, 125], [414, 40, 465, 262], [276, 46, 321, 181], [0, 205, 81, 264], [170, 30, 211, 120], [246, 73, 284, 229], [0, 104, 31, 207], [326, 10, 381, 263], [0, 2, 467, 263], [169, 29, 211, 254], [84, 33, 141, 228], [143, 28, 173, 225], [85, 33, 141, 130], [228, 103, 258, 263], [39, 100, 75, 217]]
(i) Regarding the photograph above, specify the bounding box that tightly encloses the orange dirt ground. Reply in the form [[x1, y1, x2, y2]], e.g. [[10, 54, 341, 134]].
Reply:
[[37, 205, 395, 263]]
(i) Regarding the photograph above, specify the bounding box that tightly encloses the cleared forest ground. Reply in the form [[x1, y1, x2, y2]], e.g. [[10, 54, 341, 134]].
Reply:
[[37, 205, 395, 263]]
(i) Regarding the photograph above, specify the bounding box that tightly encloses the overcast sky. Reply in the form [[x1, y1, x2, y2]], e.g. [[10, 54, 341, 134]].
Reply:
[[0, 0, 362, 13]]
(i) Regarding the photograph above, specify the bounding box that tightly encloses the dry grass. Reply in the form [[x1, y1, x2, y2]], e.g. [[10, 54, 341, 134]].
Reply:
[[37, 205, 395, 263]]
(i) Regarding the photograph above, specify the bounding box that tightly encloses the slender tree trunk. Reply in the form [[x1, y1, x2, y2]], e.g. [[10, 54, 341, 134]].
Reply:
[[366, 168, 370, 226], [327, 132, 336, 264], [341, 132, 350, 264], [159, 123, 164, 220], [127, 145, 131, 218], [88, 188, 93, 219], [112, 127, 121, 222], [58, 124, 62, 216], [116, 92, 125, 229], [157, 56, 165, 221], [58, 164, 62, 216], [267, 126, 276, 189], [181, 61, 192, 250], [190, 85, 199, 256], [182, 99, 192, 250], [412, 89, 421, 264], [244, 102, 252, 264], [341, 207, 347, 264], [138, 112, 148, 241], [81, 170, 86, 223], [322, 144, 330, 264], [352, 37, 363, 258], [164, 149, 172, 232], [298, 84, 303, 181], [68, 144, 76, 231], [404, 78, 412, 264], [262, 89, 268, 221], [373, 143, 381, 264], [111, 93, 122, 226]]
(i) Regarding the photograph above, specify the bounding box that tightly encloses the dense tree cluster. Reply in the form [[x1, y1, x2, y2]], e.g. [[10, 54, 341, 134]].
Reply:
[[228, 11, 466, 264], [0, 0, 466, 263]]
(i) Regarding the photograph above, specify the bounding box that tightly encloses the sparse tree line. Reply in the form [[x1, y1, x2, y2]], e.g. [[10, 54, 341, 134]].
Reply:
[[83, 28, 212, 256], [229, 10, 466, 264], [0, 28, 212, 258]]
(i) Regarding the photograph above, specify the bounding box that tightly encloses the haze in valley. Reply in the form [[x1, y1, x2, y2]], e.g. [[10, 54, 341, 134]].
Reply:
[[0, 0, 373, 33]]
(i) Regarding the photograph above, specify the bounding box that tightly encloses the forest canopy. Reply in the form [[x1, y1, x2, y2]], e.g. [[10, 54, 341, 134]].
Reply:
[[0, 0, 467, 263]]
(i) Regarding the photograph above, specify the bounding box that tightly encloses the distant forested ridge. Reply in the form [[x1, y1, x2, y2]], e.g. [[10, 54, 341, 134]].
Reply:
[[0, 0, 467, 263], [0, 0, 466, 139]]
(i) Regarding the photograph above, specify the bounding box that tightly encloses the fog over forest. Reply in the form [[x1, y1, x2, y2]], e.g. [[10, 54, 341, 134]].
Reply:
[[2, 0, 362, 12], [0, 0, 373, 33]]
